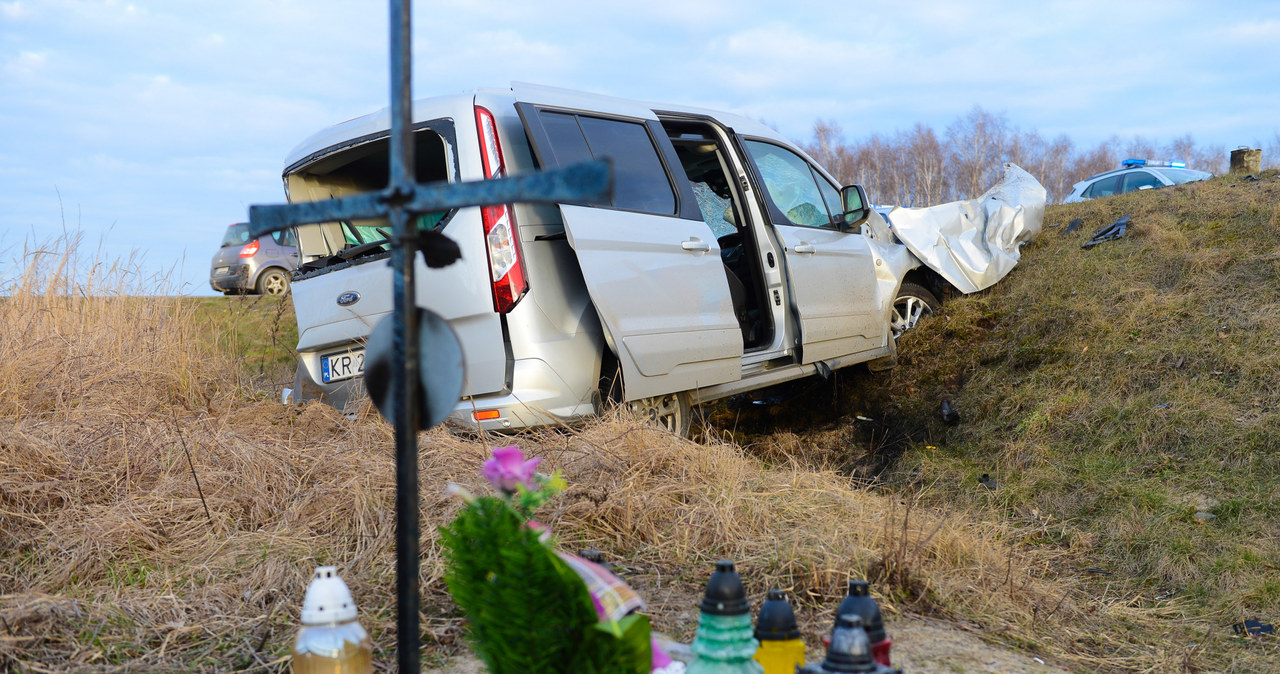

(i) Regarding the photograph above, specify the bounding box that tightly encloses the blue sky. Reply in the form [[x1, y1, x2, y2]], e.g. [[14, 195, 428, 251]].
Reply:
[[3, 0, 1278, 296]]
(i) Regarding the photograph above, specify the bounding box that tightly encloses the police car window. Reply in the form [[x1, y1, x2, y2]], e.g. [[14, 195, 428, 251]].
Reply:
[[1083, 175, 1122, 198], [539, 111, 676, 215], [1122, 171, 1160, 193], [744, 140, 834, 228]]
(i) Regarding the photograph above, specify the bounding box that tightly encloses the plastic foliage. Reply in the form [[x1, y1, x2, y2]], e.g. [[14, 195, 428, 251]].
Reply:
[[440, 446, 651, 674]]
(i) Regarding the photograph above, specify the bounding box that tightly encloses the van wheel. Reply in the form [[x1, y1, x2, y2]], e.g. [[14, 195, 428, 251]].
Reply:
[[891, 282, 940, 338], [257, 269, 290, 296], [630, 392, 692, 438]]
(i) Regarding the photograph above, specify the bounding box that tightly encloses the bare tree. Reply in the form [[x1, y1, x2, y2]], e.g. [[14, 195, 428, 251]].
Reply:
[[1040, 134, 1076, 203], [906, 123, 945, 205], [806, 120, 845, 178], [803, 108, 1234, 206], [1165, 135, 1225, 173], [945, 106, 1009, 199], [1123, 136, 1159, 163]]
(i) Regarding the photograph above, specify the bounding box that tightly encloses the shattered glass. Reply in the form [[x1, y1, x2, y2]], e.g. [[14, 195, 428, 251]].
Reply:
[[746, 141, 832, 227]]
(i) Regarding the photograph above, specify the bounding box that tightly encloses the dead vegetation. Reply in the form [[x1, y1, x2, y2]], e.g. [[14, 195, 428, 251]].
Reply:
[[4, 173, 1280, 672]]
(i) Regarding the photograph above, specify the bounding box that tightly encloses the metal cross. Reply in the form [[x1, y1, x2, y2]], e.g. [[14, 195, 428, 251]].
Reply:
[[245, 2, 610, 670]]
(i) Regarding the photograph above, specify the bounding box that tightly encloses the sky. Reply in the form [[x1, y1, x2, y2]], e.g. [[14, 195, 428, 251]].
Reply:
[[2, 0, 1278, 296]]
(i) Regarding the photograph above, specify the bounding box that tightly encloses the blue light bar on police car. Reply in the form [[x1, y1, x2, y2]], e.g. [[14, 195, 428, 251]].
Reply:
[[1122, 158, 1188, 169]]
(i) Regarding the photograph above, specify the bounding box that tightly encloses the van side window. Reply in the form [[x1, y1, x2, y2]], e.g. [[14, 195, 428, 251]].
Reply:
[[539, 111, 676, 215], [743, 140, 836, 228]]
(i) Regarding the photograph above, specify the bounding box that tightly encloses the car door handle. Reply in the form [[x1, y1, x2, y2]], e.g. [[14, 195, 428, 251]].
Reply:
[[681, 238, 710, 252], [793, 243, 817, 254]]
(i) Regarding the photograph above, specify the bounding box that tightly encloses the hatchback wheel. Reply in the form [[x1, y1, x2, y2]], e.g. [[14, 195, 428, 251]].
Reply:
[[257, 269, 290, 296], [630, 391, 692, 437], [891, 282, 940, 338]]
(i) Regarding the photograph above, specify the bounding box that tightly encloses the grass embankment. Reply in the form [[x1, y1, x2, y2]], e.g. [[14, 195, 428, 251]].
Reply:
[[873, 170, 1280, 669], [2, 172, 1277, 672]]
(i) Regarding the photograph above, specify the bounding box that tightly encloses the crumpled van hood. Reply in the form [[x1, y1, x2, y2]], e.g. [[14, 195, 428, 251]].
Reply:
[[885, 163, 1047, 294]]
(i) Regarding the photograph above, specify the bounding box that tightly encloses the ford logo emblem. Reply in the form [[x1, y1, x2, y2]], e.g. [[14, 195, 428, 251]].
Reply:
[[336, 291, 361, 307]]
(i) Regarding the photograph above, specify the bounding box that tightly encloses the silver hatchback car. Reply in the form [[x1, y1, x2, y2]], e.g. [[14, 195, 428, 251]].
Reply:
[[209, 222, 299, 295]]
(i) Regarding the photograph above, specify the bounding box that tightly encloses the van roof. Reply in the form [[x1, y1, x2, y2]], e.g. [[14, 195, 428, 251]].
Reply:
[[282, 83, 789, 173]]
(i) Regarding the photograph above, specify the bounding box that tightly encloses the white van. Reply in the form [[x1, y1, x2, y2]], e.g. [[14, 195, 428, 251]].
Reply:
[[281, 83, 941, 435]]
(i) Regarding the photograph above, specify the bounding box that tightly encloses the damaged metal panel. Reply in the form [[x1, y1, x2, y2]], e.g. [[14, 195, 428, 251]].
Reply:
[[883, 163, 1046, 293]]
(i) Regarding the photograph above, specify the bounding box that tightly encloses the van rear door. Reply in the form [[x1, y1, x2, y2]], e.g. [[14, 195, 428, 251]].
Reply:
[[287, 120, 510, 398], [513, 85, 743, 401]]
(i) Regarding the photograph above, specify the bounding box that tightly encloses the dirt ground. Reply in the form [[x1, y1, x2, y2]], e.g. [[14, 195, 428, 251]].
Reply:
[[424, 616, 1068, 673]]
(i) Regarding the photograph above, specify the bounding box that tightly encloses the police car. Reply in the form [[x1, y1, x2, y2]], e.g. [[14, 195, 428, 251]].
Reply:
[[1062, 159, 1212, 203]]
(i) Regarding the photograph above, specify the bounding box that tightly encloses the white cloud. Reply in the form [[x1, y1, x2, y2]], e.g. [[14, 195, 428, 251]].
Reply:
[[1215, 19, 1280, 43], [5, 51, 47, 76], [2, 1, 27, 19]]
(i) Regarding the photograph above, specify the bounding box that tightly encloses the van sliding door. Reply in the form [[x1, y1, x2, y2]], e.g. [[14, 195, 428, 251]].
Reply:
[[513, 85, 743, 401]]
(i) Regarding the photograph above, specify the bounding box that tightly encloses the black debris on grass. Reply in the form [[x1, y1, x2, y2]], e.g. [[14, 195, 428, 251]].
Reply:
[[1082, 216, 1130, 249]]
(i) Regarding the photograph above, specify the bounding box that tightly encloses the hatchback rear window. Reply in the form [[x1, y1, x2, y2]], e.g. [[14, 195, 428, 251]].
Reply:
[[220, 223, 252, 247]]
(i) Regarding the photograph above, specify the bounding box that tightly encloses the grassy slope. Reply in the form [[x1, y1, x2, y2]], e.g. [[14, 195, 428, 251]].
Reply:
[[2, 173, 1277, 672], [875, 169, 1280, 668]]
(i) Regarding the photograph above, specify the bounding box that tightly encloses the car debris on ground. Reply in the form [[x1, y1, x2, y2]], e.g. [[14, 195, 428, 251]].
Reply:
[[1082, 216, 1131, 248], [1232, 620, 1274, 637]]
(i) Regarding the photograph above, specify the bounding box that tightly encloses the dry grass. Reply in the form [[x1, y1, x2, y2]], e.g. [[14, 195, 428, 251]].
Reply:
[[5, 172, 1279, 674]]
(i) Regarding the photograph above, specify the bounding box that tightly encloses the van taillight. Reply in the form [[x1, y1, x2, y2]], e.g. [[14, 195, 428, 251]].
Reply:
[[239, 240, 260, 258], [476, 105, 528, 314]]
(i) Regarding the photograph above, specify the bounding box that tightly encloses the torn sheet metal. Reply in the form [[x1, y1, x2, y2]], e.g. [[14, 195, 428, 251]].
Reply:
[[883, 163, 1047, 294]]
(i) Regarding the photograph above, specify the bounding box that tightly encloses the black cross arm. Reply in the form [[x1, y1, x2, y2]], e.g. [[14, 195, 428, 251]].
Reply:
[[247, 158, 613, 239]]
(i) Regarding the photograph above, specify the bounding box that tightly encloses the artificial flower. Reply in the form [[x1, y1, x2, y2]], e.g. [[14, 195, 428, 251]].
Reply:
[[482, 445, 541, 494]]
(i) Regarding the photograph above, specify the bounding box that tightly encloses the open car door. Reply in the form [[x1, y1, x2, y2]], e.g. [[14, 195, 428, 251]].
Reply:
[[513, 84, 743, 401], [738, 137, 886, 363]]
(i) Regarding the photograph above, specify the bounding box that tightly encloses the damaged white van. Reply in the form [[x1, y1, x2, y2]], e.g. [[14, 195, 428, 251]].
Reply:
[[281, 84, 969, 435]]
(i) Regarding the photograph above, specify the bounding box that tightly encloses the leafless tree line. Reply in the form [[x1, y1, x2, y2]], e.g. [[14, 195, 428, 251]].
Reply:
[[803, 106, 1280, 206]]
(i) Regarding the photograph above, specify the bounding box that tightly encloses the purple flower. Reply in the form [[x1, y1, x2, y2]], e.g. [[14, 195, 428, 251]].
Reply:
[[481, 446, 541, 494]]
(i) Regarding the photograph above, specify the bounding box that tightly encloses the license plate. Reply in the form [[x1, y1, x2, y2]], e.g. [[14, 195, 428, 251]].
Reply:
[[214, 266, 230, 276], [321, 348, 365, 383]]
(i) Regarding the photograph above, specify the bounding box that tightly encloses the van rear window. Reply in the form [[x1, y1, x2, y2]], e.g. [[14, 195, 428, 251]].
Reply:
[[286, 121, 457, 266]]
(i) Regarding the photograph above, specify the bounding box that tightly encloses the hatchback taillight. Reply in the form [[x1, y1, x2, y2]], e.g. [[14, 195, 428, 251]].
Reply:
[[238, 240, 260, 258], [475, 105, 528, 314]]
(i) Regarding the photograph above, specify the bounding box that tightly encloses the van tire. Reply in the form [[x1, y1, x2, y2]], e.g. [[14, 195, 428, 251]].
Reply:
[[630, 391, 692, 438], [257, 268, 290, 296], [892, 282, 940, 338]]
